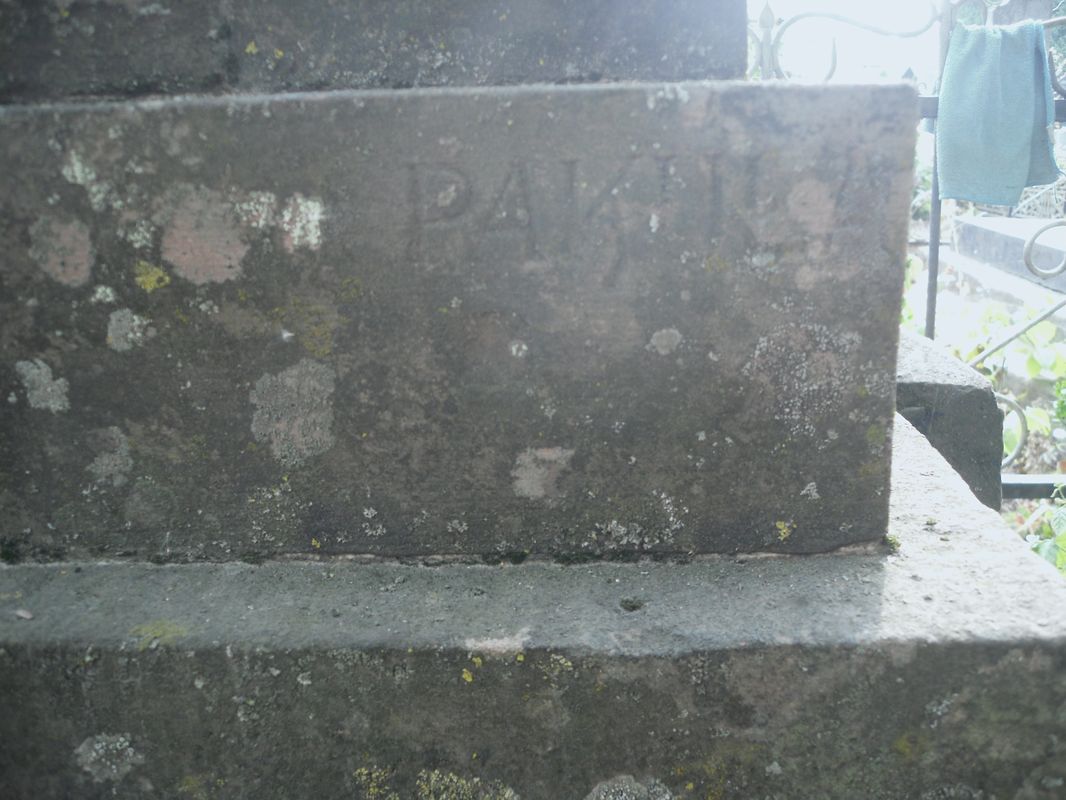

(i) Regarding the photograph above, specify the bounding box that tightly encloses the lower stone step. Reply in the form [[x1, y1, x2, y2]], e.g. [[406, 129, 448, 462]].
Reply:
[[955, 216, 1066, 292], [3, 418, 1065, 799]]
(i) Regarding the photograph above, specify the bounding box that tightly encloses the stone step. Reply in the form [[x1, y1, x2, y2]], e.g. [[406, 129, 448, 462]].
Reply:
[[954, 216, 1066, 292], [0, 0, 746, 104], [0, 82, 917, 560], [3, 418, 1065, 798]]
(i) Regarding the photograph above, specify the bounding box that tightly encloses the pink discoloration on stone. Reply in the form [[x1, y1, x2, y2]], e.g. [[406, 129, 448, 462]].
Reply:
[[29, 216, 92, 287], [787, 178, 836, 237], [160, 186, 247, 284]]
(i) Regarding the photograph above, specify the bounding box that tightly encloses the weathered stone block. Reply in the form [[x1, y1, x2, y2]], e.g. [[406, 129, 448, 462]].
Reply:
[[0, 83, 917, 559], [896, 330, 1003, 509], [0, 0, 747, 103], [3, 420, 1066, 798]]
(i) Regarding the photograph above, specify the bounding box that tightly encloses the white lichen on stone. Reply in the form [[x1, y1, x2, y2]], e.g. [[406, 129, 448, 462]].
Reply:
[[279, 193, 325, 251], [509, 340, 529, 358], [15, 359, 70, 412], [119, 219, 156, 250], [107, 308, 153, 352], [646, 328, 682, 356], [741, 323, 864, 438], [87, 427, 133, 487], [648, 212, 660, 233], [250, 359, 336, 467], [800, 481, 820, 500], [73, 733, 144, 784], [233, 190, 278, 229], [91, 285, 117, 304], [511, 446, 575, 499], [61, 149, 117, 212], [653, 489, 686, 535], [594, 519, 646, 549], [584, 775, 674, 800]]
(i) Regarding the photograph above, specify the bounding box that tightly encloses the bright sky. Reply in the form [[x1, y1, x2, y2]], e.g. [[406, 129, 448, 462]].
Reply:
[[747, 0, 944, 87]]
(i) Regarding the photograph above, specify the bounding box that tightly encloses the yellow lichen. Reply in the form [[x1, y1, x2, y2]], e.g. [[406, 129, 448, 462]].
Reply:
[[415, 769, 518, 800], [775, 520, 794, 542], [130, 619, 189, 651], [244, 41, 259, 55], [134, 260, 171, 293], [176, 774, 211, 799], [537, 652, 575, 686], [515, 652, 524, 663], [269, 298, 338, 358], [273, 48, 284, 59], [892, 731, 927, 761], [703, 253, 729, 273], [310, 537, 322, 550], [339, 277, 363, 302], [354, 766, 401, 800], [866, 424, 887, 448], [470, 656, 483, 668], [461, 668, 474, 683]]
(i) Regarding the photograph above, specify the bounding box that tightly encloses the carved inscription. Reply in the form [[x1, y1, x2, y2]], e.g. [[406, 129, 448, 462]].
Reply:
[[404, 154, 698, 279]]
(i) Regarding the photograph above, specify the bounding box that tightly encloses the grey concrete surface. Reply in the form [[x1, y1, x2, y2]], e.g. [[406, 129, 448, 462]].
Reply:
[[2, 419, 1066, 797], [896, 330, 1003, 509], [0, 0, 747, 103], [0, 82, 917, 559]]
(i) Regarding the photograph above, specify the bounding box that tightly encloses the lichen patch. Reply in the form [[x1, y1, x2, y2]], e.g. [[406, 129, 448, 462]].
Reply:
[[511, 446, 575, 499], [73, 734, 144, 784], [250, 359, 336, 467], [107, 308, 153, 351], [646, 327, 682, 356], [15, 359, 70, 412], [87, 427, 133, 487], [584, 775, 674, 800], [279, 193, 325, 252]]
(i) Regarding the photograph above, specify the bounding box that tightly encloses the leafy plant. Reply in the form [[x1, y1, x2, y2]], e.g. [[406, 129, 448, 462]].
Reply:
[[1026, 486, 1066, 574]]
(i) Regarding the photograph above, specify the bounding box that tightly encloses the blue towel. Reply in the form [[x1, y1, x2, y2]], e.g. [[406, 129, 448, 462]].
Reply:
[[936, 20, 1060, 206]]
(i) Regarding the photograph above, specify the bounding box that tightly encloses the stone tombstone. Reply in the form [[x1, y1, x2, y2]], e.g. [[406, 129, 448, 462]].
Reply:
[[0, 82, 917, 561], [0, 0, 748, 103]]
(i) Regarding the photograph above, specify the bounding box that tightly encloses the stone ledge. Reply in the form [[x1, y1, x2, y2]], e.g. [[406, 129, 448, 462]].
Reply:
[[2, 417, 1066, 798], [0, 0, 747, 104]]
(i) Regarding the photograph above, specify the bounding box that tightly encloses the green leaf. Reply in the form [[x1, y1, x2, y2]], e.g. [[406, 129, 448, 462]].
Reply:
[[1026, 353, 1044, 379], [1052, 507, 1066, 538], [1025, 320, 1058, 347], [1002, 425, 1019, 458], [1026, 407, 1053, 436], [1033, 538, 1059, 566]]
